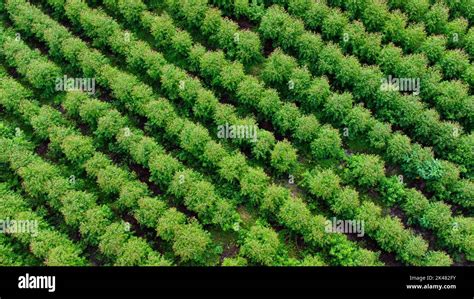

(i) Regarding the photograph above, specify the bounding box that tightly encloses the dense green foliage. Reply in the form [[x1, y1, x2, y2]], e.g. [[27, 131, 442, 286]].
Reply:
[[0, 0, 471, 267]]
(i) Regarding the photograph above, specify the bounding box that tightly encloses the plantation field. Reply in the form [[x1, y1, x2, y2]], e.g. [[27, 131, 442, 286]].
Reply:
[[0, 0, 472, 267]]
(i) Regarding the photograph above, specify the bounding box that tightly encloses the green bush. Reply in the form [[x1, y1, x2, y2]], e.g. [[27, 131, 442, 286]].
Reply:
[[115, 238, 153, 266], [323, 93, 353, 125], [422, 251, 453, 266], [261, 184, 290, 215], [305, 168, 341, 200], [96, 165, 130, 194], [45, 245, 87, 266], [310, 125, 344, 160], [156, 208, 186, 241], [274, 102, 301, 134], [374, 217, 409, 254], [402, 189, 429, 221], [278, 197, 312, 233], [270, 140, 298, 174], [222, 256, 248, 266], [294, 115, 320, 142], [117, 181, 149, 210], [419, 35, 446, 62], [79, 205, 113, 246], [329, 187, 360, 218], [218, 153, 247, 182], [440, 50, 470, 80], [299, 255, 326, 266], [321, 9, 349, 40], [345, 154, 385, 188], [60, 134, 95, 165], [240, 167, 270, 204], [379, 176, 405, 205], [135, 197, 167, 228], [60, 191, 97, 227], [362, 0, 389, 32], [420, 202, 452, 231], [240, 225, 281, 266], [262, 49, 297, 86], [149, 153, 183, 187], [173, 221, 213, 263], [399, 235, 428, 265], [355, 201, 382, 235], [424, 3, 449, 34]]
